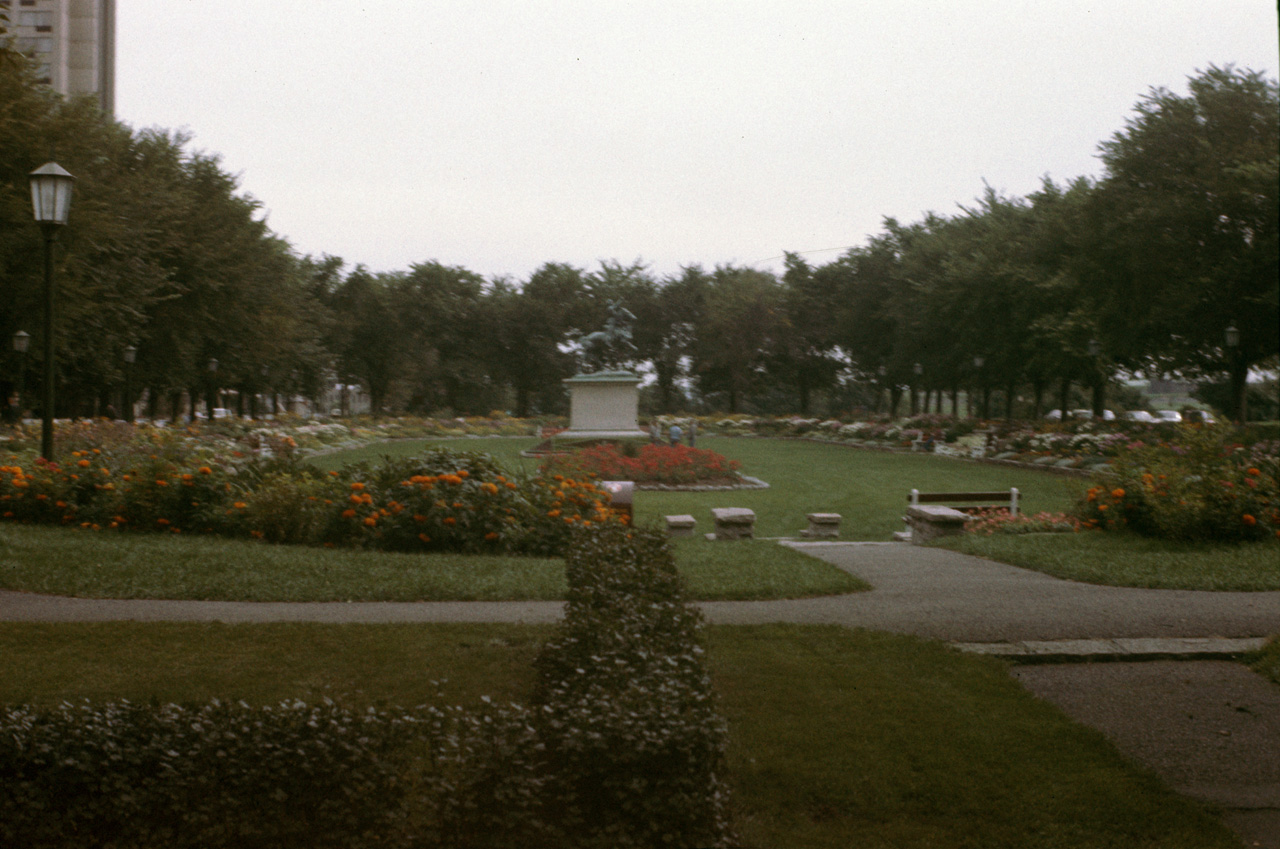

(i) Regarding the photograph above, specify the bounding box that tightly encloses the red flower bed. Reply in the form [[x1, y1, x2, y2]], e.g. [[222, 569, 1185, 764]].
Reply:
[[540, 443, 741, 486]]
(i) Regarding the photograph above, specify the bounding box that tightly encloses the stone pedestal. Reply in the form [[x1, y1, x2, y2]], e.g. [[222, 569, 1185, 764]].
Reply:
[[561, 370, 643, 439], [710, 507, 756, 540], [800, 512, 841, 538], [905, 505, 969, 543], [665, 514, 697, 537]]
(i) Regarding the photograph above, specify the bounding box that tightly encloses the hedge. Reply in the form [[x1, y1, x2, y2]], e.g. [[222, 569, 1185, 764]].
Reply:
[[0, 525, 738, 848]]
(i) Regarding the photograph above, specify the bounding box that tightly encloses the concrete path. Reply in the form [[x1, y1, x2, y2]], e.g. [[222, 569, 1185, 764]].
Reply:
[[5, 543, 1277, 643], [701, 542, 1280, 642]]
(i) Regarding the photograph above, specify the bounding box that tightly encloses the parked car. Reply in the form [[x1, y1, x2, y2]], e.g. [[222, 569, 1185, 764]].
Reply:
[[1182, 409, 1217, 424], [1152, 410, 1183, 423], [1123, 410, 1158, 423], [1046, 409, 1114, 421]]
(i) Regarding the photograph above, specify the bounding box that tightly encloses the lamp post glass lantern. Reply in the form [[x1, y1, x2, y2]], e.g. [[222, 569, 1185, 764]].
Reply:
[[29, 161, 75, 461]]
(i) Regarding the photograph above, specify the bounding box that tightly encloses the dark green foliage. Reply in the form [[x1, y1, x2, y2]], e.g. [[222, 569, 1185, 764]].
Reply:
[[0, 525, 737, 847], [0, 699, 413, 848], [437, 524, 738, 848]]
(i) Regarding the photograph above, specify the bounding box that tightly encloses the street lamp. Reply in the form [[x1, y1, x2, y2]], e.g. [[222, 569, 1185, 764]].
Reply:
[[1087, 339, 1106, 417], [1225, 324, 1244, 423], [972, 356, 984, 418], [12, 331, 30, 422], [206, 358, 219, 422], [123, 345, 137, 423], [29, 161, 75, 460]]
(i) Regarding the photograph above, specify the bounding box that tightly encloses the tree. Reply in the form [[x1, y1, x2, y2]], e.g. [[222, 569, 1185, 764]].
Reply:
[[1087, 65, 1279, 420], [693, 266, 783, 412]]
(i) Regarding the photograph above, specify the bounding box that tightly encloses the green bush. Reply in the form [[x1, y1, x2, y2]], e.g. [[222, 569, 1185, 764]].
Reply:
[[433, 525, 738, 848], [1076, 426, 1279, 542], [0, 527, 737, 847], [0, 699, 414, 849]]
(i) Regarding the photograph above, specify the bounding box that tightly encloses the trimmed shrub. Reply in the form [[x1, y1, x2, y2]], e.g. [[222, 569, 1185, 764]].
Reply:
[[0, 699, 414, 849]]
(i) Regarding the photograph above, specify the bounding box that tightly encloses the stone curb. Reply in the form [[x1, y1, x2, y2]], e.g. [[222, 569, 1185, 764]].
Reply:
[[952, 636, 1270, 662]]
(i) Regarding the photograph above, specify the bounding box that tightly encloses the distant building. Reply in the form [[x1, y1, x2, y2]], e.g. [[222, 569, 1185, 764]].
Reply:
[[3, 0, 115, 115]]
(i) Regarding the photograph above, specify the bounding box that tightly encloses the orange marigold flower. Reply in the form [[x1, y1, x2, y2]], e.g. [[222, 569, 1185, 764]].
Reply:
[[485, 532, 499, 541], [341, 509, 357, 519], [1111, 488, 1125, 499], [1098, 504, 1109, 512], [457, 470, 469, 478], [1242, 514, 1257, 526], [156, 480, 168, 486], [156, 518, 170, 525], [547, 509, 561, 518], [363, 516, 377, 527], [418, 533, 431, 543], [1247, 468, 1261, 476], [350, 482, 366, 491], [443, 517, 457, 525], [199, 466, 213, 475], [77, 459, 91, 468], [233, 502, 248, 509]]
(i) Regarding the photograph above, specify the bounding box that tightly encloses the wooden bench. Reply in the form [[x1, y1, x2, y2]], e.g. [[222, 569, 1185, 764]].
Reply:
[[898, 488, 1019, 542], [908, 488, 1019, 516]]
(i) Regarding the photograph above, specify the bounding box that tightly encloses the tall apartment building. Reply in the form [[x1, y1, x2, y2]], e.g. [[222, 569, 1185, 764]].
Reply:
[[2, 0, 115, 115]]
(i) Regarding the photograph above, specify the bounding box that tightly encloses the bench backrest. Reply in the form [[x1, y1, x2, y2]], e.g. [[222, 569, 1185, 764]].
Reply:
[[909, 488, 1019, 516]]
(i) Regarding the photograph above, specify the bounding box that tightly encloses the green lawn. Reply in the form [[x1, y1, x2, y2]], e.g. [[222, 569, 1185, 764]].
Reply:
[[0, 622, 1240, 848], [312, 434, 1079, 539], [0, 521, 863, 601], [4, 437, 1271, 598], [942, 531, 1280, 591]]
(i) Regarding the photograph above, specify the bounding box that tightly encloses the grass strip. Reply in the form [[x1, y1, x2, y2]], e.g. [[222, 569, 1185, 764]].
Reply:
[[705, 624, 1241, 849], [0, 622, 1240, 848], [940, 531, 1280, 591], [0, 523, 567, 601], [1250, 636, 1280, 686], [0, 622, 547, 707], [0, 523, 863, 601]]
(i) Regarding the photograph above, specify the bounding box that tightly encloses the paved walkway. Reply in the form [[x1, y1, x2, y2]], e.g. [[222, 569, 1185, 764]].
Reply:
[[5, 542, 1277, 642], [3, 541, 1278, 846]]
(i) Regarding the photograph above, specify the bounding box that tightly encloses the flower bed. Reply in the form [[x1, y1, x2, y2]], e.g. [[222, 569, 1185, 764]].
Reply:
[[1074, 427, 1279, 542], [0, 422, 619, 557], [539, 442, 742, 486]]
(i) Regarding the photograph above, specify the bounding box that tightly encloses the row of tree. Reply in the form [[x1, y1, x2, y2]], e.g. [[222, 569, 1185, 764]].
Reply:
[[2, 49, 1277, 421]]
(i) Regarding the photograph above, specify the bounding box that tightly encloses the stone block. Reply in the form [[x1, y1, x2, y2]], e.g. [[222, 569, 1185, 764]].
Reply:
[[800, 512, 841, 538], [905, 505, 969, 544], [711, 507, 756, 540], [664, 514, 697, 537]]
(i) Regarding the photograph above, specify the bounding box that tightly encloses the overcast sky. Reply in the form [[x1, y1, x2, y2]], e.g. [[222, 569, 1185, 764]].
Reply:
[[115, 1, 1279, 282]]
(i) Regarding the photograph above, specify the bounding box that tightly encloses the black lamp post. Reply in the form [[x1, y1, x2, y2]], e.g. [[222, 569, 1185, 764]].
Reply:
[[206, 358, 219, 422], [972, 356, 984, 419], [29, 161, 76, 461], [12, 330, 31, 420], [1087, 338, 1106, 418], [912, 362, 923, 415], [1225, 324, 1244, 423], [123, 345, 137, 423]]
